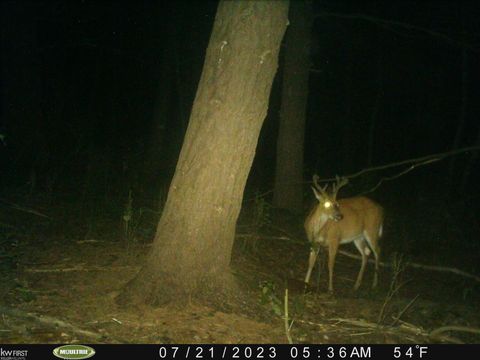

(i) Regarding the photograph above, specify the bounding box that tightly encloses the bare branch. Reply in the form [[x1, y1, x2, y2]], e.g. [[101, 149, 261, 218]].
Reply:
[[320, 145, 480, 183], [251, 146, 480, 201], [0, 198, 52, 219], [315, 11, 479, 52], [359, 158, 439, 196]]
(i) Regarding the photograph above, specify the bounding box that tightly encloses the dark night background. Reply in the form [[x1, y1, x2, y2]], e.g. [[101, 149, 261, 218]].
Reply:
[[1, 1, 479, 240], [1, 0, 480, 317]]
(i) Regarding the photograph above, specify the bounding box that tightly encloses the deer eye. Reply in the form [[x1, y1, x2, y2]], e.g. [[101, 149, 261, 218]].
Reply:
[[324, 201, 332, 209]]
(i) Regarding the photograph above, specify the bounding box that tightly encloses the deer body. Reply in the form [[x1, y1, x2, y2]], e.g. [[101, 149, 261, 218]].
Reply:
[[304, 176, 384, 292]]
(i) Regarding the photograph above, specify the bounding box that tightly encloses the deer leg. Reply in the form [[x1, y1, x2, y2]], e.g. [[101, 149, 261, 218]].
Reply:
[[364, 229, 381, 288], [353, 239, 368, 291], [372, 244, 380, 288], [327, 241, 338, 293], [305, 245, 320, 284]]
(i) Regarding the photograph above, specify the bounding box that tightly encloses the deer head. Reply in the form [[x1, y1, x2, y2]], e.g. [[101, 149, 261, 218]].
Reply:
[[310, 175, 349, 222]]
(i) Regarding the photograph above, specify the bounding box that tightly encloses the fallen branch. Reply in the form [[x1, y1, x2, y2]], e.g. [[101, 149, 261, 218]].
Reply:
[[430, 325, 480, 339], [23, 265, 139, 273], [338, 249, 480, 283], [237, 233, 300, 243], [0, 306, 104, 341], [0, 198, 51, 219], [329, 317, 465, 343], [238, 227, 480, 284]]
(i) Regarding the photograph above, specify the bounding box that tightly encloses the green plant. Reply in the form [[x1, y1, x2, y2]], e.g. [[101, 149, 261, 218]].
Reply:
[[241, 192, 272, 254], [259, 281, 282, 316], [259, 281, 296, 343], [252, 191, 271, 229]]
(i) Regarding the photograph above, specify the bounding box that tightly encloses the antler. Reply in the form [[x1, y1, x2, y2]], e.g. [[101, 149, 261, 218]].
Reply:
[[331, 175, 349, 200], [312, 174, 329, 198]]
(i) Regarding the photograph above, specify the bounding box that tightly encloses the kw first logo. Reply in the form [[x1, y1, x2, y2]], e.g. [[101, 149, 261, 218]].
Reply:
[[0, 348, 28, 359]]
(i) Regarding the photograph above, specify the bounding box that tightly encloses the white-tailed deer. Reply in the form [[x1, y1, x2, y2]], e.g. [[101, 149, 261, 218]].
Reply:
[[304, 175, 384, 292]]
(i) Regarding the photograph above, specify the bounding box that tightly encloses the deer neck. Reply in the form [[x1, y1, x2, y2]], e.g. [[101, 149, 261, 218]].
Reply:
[[313, 212, 330, 236]]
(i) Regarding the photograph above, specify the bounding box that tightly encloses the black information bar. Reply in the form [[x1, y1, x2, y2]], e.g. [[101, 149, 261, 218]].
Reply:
[[0, 344, 477, 360]]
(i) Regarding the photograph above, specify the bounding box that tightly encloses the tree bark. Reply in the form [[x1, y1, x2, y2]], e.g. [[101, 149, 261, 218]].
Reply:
[[118, 0, 289, 306], [273, 0, 312, 213]]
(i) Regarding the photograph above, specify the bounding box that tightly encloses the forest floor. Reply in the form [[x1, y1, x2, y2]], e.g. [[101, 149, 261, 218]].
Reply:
[[1, 196, 480, 344]]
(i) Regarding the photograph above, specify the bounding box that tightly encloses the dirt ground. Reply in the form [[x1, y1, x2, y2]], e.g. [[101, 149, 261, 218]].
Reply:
[[1, 199, 479, 344]]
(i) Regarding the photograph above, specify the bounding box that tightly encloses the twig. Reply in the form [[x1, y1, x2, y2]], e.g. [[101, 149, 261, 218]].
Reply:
[[377, 280, 404, 324], [284, 289, 293, 344], [378, 254, 407, 324], [237, 234, 292, 242], [76, 239, 103, 244], [391, 294, 419, 327], [331, 318, 379, 329], [394, 319, 427, 336]]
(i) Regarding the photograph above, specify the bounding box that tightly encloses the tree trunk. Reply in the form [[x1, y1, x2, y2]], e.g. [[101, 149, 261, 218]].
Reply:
[[273, 0, 312, 213], [118, 0, 289, 307]]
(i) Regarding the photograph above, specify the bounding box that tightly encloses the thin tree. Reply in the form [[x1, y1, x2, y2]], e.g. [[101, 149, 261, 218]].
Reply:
[[118, 1, 289, 306], [273, 0, 312, 213]]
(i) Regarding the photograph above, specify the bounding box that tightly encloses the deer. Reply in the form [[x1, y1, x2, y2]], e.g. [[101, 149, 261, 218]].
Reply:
[[304, 175, 384, 293]]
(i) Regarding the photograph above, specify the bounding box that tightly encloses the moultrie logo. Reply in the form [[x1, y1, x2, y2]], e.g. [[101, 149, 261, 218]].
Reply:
[[52, 345, 95, 360]]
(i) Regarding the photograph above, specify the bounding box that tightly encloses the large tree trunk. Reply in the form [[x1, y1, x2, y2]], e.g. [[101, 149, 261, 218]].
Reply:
[[118, 0, 289, 306], [273, 1, 312, 213]]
